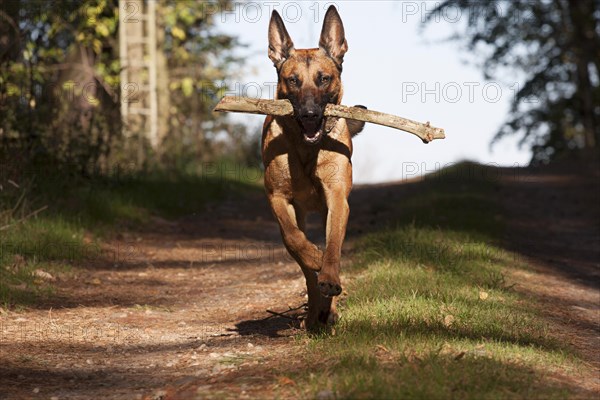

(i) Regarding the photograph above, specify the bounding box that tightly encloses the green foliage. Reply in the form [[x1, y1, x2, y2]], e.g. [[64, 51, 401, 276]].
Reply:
[[156, 0, 254, 169], [0, 0, 122, 169], [0, 0, 254, 173], [424, 0, 600, 164], [0, 2, 258, 308]]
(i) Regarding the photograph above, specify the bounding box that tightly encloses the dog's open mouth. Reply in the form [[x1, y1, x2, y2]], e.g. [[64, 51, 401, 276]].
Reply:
[[300, 118, 326, 145]]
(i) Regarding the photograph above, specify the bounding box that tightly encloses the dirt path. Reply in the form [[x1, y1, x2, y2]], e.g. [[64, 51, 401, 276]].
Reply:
[[499, 160, 600, 390], [0, 193, 312, 399], [1, 161, 598, 399]]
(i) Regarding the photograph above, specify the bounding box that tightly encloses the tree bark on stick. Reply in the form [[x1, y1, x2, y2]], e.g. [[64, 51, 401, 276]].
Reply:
[[214, 96, 445, 143]]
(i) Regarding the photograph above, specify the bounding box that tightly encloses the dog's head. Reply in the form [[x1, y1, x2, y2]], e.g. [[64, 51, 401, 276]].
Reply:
[[268, 6, 348, 145]]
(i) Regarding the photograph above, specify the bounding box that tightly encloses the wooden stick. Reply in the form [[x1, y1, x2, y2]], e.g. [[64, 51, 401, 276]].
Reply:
[[214, 96, 294, 116], [213, 96, 445, 143], [325, 104, 445, 143]]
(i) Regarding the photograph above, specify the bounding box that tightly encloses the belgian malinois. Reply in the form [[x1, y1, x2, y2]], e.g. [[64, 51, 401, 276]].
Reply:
[[262, 6, 365, 329]]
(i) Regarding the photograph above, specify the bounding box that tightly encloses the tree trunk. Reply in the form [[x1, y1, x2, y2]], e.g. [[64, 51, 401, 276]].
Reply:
[[0, 0, 20, 63], [156, 0, 171, 154], [567, 0, 598, 148]]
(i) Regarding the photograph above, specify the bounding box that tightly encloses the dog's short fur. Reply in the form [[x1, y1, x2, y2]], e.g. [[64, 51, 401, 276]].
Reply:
[[262, 6, 364, 329]]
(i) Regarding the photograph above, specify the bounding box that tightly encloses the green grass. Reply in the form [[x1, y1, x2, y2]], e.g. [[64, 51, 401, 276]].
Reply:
[[33, 165, 262, 226], [0, 163, 262, 307], [290, 162, 581, 399]]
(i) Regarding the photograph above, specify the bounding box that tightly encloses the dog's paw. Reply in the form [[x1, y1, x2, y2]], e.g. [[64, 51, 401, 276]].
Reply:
[[318, 281, 342, 297], [326, 308, 339, 325]]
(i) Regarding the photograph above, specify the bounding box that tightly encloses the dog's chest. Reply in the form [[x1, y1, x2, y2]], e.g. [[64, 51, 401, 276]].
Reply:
[[291, 154, 323, 207], [263, 117, 352, 210], [269, 150, 323, 209]]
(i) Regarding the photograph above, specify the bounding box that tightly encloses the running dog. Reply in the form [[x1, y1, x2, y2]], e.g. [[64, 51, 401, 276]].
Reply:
[[262, 6, 365, 329]]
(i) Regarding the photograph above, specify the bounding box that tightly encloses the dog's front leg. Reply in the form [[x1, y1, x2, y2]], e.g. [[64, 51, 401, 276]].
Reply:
[[268, 195, 323, 271], [317, 177, 351, 297]]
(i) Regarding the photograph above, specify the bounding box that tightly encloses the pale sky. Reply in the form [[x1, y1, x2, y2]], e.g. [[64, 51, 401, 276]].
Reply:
[[213, 1, 531, 183]]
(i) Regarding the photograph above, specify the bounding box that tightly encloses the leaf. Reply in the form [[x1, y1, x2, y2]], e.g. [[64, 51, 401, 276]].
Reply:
[[33, 269, 55, 282], [181, 78, 194, 97], [96, 23, 110, 37], [87, 95, 100, 107], [172, 26, 186, 41], [278, 376, 296, 386], [87, 278, 102, 285], [164, 13, 176, 26], [93, 39, 102, 54], [180, 8, 195, 25], [6, 83, 21, 96], [375, 344, 390, 353], [479, 291, 489, 300]]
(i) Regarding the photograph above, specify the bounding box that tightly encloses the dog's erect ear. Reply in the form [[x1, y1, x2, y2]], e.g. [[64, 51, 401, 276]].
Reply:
[[268, 10, 294, 69], [319, 6, 348, 68]]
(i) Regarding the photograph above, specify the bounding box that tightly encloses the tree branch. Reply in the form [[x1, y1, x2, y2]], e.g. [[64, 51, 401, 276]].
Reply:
[[214, 96, 446, 143]]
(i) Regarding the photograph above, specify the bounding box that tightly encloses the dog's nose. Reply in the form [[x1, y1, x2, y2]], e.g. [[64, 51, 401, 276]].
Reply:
[[300, 109, 320, 121]]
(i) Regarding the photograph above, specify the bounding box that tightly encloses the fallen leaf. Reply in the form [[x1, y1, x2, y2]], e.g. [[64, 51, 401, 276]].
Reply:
[[33, 269, 55, 282], [278, 376, 296, 386], [376, 344, 390, 353], [479, 291, 489, 300]]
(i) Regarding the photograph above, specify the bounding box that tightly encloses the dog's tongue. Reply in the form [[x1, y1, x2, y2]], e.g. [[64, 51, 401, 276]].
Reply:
[[304, 129, 319, 138], [301, 120, 320, 137]]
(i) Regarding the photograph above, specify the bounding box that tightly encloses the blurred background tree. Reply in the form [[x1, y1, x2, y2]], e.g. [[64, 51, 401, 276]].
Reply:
[[154, 0, 258, 171], [425, 0, 599, 164], [0, 0, 257, 176]]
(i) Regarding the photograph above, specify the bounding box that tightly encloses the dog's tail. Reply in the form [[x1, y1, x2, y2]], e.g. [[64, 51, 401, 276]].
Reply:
[[347, 105, 367, 137]]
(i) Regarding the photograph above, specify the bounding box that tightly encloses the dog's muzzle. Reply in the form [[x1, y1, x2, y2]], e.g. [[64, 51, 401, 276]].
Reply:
[[298, 108, 326, 145]]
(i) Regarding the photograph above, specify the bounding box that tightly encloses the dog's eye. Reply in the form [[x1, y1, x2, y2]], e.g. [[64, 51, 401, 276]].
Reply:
[[320, 76, 331, 85], [287, 77, 298, 86]]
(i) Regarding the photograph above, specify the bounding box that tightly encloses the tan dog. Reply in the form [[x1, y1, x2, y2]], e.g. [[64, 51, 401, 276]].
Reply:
[[262, 6, 365, 329]]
